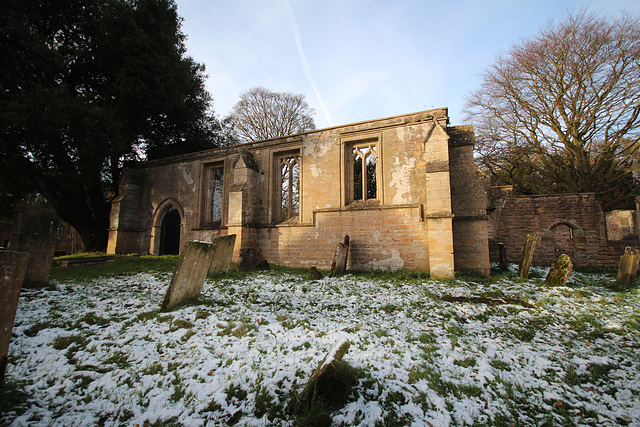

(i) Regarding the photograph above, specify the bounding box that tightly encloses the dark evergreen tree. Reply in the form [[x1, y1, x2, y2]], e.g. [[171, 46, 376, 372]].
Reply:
[[1, 0, 222, 250]]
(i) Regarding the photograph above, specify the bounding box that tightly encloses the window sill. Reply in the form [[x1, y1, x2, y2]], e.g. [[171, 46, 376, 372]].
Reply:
[[346, 199, 381, 209]]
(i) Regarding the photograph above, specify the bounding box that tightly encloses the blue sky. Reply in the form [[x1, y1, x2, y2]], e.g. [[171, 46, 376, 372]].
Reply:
[[175, 0, 640, 129]]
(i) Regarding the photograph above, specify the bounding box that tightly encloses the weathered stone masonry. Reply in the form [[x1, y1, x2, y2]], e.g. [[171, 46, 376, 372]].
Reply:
[[107, 109, 490, 277]]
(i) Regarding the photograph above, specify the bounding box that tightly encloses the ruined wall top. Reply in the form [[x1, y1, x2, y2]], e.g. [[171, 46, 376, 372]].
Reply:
[[137, 108, 451, 167]]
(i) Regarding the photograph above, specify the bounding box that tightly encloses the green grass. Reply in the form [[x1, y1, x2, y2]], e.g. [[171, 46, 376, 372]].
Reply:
[[52, 334, 87, 350], [51, 254, 179, 282], [23, 320, 61, 337], [0, 379, 31, 418], [104, 351, 129, 369], [75, 312, 110, 327]]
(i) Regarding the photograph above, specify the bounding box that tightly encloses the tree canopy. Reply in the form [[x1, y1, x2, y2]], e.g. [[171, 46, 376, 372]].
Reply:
[[227, 87, 316, 143], [465, 10, 640, 210], [1, 0, 222, 250]]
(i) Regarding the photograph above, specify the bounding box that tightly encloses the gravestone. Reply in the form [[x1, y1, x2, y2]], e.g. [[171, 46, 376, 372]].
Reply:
[[0, 251, 29, 387], [518, 233, 538, 279], [238, 248, 257, 271], [545, 254, 574, 286], [161, 241, 217, 311], [17, 210, 58, 286], [255, 259, 270, 270], [309, 266, 323, 280], [498, 243, 507, 271], [616, 247, 640, 286], [299, 336, 351, 405], [208, 234, 236, 276], [329, 235, 350, 277]]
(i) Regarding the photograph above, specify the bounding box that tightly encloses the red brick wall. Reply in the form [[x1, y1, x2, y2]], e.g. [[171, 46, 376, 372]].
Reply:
[[489, 187, 639, 267]]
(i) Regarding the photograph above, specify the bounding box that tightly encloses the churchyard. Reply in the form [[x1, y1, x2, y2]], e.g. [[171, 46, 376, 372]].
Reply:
[[1, 255, 639, 426]]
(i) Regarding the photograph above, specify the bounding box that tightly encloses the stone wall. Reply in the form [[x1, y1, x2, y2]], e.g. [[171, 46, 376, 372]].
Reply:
[[108, 109, 490, 277], [257, 206, 426, 271], [448, 126, 490, 275], [488, 186, 640, 267]]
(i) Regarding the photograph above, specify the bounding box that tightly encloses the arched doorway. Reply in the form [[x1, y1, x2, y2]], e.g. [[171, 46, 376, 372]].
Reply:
[[159, 207, 181, 255]]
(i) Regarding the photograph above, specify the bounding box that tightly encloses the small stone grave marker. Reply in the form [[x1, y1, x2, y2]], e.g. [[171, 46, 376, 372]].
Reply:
[[17, 211, 58, 286], [545, 254, 573, 286], [329, 235, 350, 277], [0, 251, 29, 387], [518, 233, 538, 279], [208, 234, 236, 276], [255, 259, 270, 270], [616, 247, 640, 286], [238, 248, 257, 271], [299, 335, 351, 405], [498, 243, 507, 271], [161, 241, 216, 311], [309, 266, 323, 280]]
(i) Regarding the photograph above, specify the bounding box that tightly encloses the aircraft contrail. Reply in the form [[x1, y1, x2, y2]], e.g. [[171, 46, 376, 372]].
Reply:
[[283, 0, 333, 126]]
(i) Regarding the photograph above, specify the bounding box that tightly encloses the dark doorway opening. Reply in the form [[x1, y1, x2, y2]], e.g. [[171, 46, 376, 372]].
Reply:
[[160, 207, 181, 255]]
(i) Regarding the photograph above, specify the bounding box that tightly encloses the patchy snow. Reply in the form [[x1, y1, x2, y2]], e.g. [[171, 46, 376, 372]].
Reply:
[[2, 267, 639, 426]]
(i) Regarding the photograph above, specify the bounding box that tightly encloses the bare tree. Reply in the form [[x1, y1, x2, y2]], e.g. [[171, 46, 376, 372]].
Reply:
[[465, 10, 640, 209], [227, 87, 316, 143]]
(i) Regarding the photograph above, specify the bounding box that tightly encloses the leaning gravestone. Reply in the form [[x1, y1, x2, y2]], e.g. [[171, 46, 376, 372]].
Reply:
[[545, 254, 574, 286], [208, 234, 236, 276], [299, 335, 351, 406], [0, 251, 29, 387], [616, 247, 640, 286], [161, 241, 217, 311], [329, 235, 350, 277], [518, 233, 538, 279]]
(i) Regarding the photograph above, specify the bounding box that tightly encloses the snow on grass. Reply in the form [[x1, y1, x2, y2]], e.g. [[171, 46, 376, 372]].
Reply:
[[2, 266, 640, 426]]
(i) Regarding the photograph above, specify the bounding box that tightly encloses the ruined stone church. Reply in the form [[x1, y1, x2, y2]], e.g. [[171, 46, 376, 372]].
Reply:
[[107, 108, 490, 277]]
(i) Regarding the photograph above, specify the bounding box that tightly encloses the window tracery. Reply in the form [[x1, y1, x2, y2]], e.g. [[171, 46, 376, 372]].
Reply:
[[350, 143, 377, 202], [279, 154, 300, 221]]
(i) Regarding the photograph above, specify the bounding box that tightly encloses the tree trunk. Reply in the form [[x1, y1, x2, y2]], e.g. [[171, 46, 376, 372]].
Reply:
[[34, 177, 110, 252]]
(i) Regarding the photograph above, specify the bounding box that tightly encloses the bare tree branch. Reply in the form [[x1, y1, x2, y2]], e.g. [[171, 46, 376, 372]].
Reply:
[[226, 87, 316, 143], [466, 9, 640, 209]]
